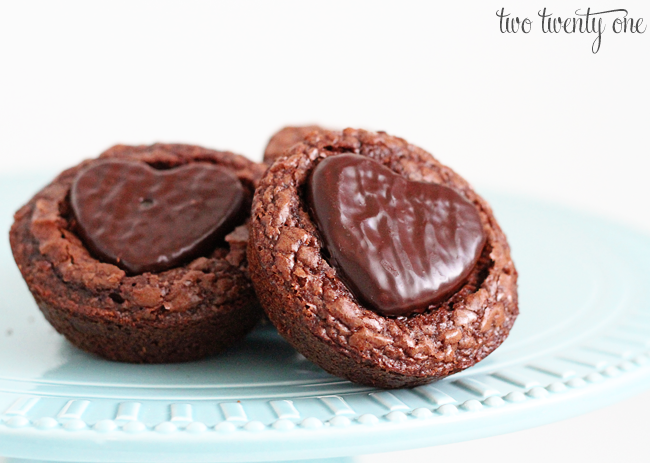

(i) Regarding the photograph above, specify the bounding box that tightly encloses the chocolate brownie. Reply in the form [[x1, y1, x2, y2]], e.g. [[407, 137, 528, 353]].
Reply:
[[248, 129, 518, 388], [263, 126, 328, 164], [10, 144, 266, 363]]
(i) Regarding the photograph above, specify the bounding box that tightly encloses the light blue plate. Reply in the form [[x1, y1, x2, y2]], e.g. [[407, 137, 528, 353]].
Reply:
[[1, 175, 650, 462]]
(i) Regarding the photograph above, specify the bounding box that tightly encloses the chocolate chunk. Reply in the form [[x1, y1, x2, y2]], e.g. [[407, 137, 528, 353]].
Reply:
[[307, 153, 486, 317], [71, 159, 246, 274]]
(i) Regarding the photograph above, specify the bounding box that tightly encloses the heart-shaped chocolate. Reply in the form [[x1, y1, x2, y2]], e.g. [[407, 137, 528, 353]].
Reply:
[[71, 159, 246, 274], [307, 154, 486, 317]]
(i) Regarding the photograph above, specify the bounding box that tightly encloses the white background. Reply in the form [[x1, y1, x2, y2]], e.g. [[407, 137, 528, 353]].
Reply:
[[1, 1, 649, 462]]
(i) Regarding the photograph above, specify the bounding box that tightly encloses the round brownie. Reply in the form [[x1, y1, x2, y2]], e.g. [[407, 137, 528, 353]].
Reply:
[[10, 144, 266, 363], [248, 129, 518, 388], [263, 125, 328, 164]]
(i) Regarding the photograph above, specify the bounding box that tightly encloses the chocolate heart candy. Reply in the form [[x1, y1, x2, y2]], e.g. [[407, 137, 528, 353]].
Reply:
[[71, 159, 246, 274], [307, 154, 486, 317]]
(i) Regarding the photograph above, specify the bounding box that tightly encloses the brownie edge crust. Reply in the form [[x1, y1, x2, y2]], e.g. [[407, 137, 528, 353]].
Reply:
[[263, 125, 328, 164], [10, 144, 266, 363], [248, 129, 518, 388]]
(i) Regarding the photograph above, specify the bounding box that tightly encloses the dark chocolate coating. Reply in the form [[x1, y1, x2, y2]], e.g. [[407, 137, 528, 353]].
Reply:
[[71, 160, 246, 274], [10, 144, 266, 363], [248, 129, 518, 388], [307, 154, 486, 317]]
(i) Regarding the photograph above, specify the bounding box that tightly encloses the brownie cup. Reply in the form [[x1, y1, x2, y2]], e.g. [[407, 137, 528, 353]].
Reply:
[[248, 129, 518, 388], [263, 125, 328, 164], [10, 144, 266, 363]]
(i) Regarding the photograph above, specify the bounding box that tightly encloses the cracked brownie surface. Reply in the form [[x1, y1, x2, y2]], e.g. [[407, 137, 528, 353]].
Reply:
[[248, 129, 518, 388], [263, 125, 328, 164], [10, 144, 266, 363]]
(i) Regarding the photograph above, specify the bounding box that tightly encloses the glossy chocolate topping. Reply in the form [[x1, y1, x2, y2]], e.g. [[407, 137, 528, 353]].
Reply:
[[71, 159, 246, 274], [307, 154, 486, 317]]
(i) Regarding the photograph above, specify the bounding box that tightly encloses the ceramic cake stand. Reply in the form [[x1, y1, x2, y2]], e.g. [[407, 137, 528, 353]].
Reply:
[[1, 175, 650, 462]]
